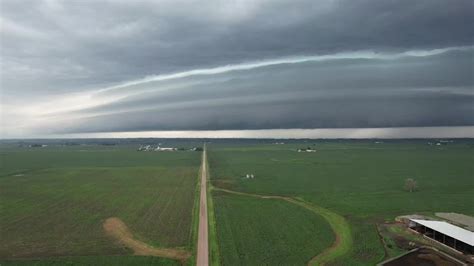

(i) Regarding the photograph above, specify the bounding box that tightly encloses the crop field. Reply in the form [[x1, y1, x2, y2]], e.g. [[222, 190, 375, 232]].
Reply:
[[0, 143, 200, 264], [208, 140, 474, 265], [212, 190, 334, 265], [2, 140, 472, 265], [2, 256, 179, 266]]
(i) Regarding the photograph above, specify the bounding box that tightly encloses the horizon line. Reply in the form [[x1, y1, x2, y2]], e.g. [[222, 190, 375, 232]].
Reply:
[[3, 126, 474, 140]]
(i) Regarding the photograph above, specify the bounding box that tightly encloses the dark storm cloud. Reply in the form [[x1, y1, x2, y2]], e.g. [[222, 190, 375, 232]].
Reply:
[[2, 0, 473, 96], [1, 0, 473, 136], [51, 49, 474, 133], [72, 49, 474, 116], [60, 92, 474, 133]]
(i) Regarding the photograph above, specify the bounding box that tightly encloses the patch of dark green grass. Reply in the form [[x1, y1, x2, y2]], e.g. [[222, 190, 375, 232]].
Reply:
[[213, 191, 334, 265]]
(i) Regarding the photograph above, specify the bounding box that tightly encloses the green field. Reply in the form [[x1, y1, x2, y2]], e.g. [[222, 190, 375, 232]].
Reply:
[[0, 144, 200, 264], [208, 141, 474, 265], [1, 256, 179, 266], [2, 140, 473, 265], [212, 190, 334, 265]]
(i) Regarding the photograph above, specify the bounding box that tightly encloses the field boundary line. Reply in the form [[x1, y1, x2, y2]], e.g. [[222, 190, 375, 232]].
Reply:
[[212, 187, 352, 265], [375, 223, 390, 261]]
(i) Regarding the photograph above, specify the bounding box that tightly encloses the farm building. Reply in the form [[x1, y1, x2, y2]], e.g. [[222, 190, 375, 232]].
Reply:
[[137, 145, 152, 151], [137, 145, 177, 151], [409, 219, 474, 254], [155, 146, 177, 151], [297, 148, 316, 152]]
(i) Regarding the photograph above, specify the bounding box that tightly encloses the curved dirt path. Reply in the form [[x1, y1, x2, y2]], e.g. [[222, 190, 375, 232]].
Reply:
[[103, 217, 191, 264], [375, 223, 390, 261], [212, 187, 352, 265]]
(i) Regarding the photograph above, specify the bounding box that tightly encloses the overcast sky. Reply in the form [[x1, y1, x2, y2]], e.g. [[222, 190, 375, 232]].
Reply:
[[1, 0, 473, 138]]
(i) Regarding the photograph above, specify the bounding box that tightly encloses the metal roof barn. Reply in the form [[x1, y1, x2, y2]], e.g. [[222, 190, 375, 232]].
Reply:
[[410, 219, 474, 246], [409, 218, 474, 255]]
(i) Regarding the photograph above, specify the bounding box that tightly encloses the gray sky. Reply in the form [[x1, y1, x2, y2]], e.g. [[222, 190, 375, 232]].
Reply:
[[1, 0, 473, 138]]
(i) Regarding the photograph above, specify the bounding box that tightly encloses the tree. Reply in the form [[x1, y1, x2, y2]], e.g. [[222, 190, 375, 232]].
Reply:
[[404, 178, 418, 192]]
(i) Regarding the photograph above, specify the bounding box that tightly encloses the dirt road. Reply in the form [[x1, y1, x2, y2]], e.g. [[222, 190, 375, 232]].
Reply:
[[103, 217, 191, 263], [196, 146, 209, 266]]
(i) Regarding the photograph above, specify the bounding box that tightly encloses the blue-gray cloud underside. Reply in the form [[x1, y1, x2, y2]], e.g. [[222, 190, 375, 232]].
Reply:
[[2, 0, 473, 98], [55, 49, 473, 133]]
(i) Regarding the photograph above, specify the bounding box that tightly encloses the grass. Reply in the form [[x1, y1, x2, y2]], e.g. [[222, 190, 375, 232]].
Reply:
[[186, 164, 203, 266], [210, 187, 350, 265], [209, 143, 474, 215], [288, 198, 353, 266], [208, 186, 221, 266], [0, 145, 200, 262], [212, 190, 334, 265], [327, 218, 385, 265], [2, 140, 473, 264], [208, 140, 474, 265]]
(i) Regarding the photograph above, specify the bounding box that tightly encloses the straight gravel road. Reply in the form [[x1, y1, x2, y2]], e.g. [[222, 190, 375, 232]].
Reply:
[[196, 146, 209, 266]]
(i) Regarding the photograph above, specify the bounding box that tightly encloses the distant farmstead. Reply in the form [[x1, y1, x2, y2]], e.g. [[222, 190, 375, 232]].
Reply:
[[297, 148, 317, 152], [137, 145, 201, 152], [137, 145, 177, 151], [155, 147, 177, 151]]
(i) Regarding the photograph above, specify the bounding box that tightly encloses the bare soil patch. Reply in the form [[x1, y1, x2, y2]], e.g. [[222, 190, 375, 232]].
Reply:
[[103, 217, 191, 263], [383, 248, 461, 266]]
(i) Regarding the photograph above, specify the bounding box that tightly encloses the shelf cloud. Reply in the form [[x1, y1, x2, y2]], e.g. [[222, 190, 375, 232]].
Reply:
[[1, 0, 473, 138]]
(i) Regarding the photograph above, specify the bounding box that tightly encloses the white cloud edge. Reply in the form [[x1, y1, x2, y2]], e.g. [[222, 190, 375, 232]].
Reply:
[[99, 46, 474, 93], [5, 126, 473, 139]]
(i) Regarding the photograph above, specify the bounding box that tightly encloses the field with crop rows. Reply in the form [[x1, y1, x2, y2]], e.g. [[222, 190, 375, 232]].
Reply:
[[0, 144, 200, 264], [208, 140, 474, 265], [1, 256, 179, 266], [212, 190, 334, 265]]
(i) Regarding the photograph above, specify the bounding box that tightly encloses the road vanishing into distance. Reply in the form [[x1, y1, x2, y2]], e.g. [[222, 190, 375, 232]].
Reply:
[[196, 146, 209, 266]]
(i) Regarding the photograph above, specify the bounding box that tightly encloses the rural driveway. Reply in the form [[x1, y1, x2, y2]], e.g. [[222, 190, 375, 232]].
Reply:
[[196, 146, 209, 266]]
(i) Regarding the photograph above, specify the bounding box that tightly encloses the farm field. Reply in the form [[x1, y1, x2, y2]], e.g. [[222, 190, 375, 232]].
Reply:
[[2, 139, 473, 265], [0, 142, 201, 265], [212, 190, 334, 265], [1, 256, 179, 266], [208, 140, 474, 265]]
